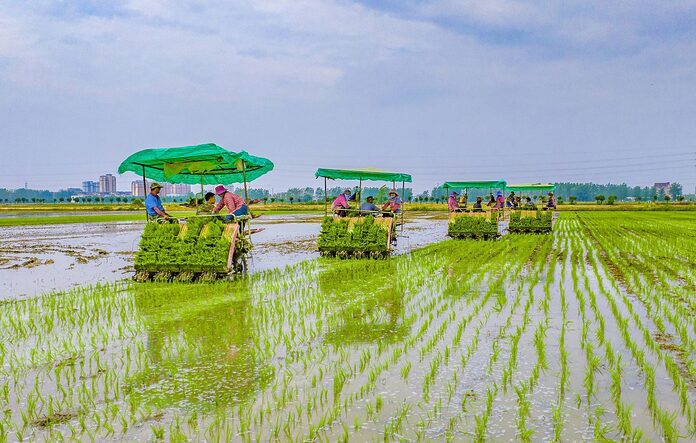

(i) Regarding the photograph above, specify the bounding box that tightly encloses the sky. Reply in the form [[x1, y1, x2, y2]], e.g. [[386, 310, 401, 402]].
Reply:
[[1, 0, 695, 193]]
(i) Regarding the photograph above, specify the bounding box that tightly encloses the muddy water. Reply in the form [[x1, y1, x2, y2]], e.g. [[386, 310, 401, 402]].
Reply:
[[0, 213, 448, 299]]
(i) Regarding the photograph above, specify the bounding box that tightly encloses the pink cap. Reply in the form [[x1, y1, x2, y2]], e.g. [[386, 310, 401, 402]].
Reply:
[[215, 185, 227, 195]]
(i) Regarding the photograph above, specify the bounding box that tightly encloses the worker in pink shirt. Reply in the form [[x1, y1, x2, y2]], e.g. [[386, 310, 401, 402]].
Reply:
[[212, 185, 249, 221], [331, 188, 352, 217], [448, 191, 463, 213]]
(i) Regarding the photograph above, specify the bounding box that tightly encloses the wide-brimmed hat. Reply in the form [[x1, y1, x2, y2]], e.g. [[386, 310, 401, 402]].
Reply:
[[343, 188, 352, 194], [388, 189, 399, 196], [450, 191, 458, 196], [496, 191, 503, 197], [366, 195, 374, 200], [150, 182, 163, 190], [215, 185, 228, 195]]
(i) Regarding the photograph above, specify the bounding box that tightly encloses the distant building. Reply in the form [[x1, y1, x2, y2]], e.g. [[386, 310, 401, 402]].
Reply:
[[99, 174, 116, 194], [131, 180, 149, 197], [82, 180, 99, 194], [654, 182, 670, 194], [162, 183, 191, 196]]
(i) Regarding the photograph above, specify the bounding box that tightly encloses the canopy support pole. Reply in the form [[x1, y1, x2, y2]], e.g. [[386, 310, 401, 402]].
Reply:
[[358, 178, 362, 216], [141, 166, 148, 222], [241, 160, 251, 240], [324, 177, 328, 216], [400, 180, 405, 233], [198, 177, 203, 213]]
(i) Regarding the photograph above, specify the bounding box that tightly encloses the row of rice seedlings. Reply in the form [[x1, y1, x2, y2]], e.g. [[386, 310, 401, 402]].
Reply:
[[572, 214, 688, 440]]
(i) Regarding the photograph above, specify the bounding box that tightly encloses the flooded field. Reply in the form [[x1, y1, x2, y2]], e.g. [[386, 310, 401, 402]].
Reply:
[[0, 213, 447, 298], [0, 212, 694, 441]]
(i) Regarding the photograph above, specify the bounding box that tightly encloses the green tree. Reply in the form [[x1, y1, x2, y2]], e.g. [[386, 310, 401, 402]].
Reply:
[[607, 195, 617, 205], [568, 196, 577, 205], [595, 195, 605, 204], [669, 182, 682, 199], [289, 196, 294, 204], [677, 195, 685, 202], [635, 196, 642, 202], [663, 194, 671, 202]]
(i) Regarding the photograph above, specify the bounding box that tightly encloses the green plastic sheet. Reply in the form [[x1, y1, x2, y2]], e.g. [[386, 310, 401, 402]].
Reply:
[[442, 180, 506, 190], [315, 168, 412, 183], [506, 183, 556, 192], [118, 143, 274, 185]]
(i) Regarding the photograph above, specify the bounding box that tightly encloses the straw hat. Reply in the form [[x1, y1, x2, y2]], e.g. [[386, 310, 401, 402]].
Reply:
[[215, 185, 228, 195]]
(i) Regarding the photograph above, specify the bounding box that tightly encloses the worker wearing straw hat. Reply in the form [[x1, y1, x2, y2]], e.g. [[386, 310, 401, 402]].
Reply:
[[145, 182, 174, 222], [381, 189, 402, 217]]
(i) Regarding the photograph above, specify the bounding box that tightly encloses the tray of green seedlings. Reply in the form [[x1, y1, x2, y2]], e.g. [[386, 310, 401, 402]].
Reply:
[[134, 218, 233, 277], [448, 212, 499, 239], [508, 210, 553, 234], [318, 215, 390, 259]]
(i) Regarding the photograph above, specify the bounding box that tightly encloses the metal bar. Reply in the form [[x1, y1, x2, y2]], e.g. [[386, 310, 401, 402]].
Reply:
[[358, 178, 362, 208], [400, 180, 405, 232], [142, 165, 148, 221], [324, 177, 328, 216]]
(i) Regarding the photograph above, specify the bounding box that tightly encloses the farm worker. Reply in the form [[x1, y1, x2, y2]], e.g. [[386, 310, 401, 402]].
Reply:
[[546, 192, 557, 210], [360, 196, 380, 215], [487, 194, 496, 208], [197, 192, 217, 215], [524, 196, 535, 208], [506, 192, 516, 209], [448, 192, 463, 213], [381, 189, 402, 217], [145, 183, 174, 222], [472, 196, 484, 212], [212, 185, 248, 221], [493, 191, 505, 210], [458, 192, 468, 208], [332, 189, 352, 217]]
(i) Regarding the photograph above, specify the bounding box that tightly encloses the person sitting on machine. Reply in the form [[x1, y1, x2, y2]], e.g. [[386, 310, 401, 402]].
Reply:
[[381, 189, 402, 217], [332, 188, 352, 217], [145, 182, 174, 222], [212, 185, 250, 221], [360, 196, 380, 215], [196, 192, 217, 215], [458, 192, 468, 209], [472, 196, 484, 212], [448, 191, 464, 213], [545, 192, 557, 210], [491, 191, 505, 211], [524, 196, 535, 208], [506, 192, 517, 209], [487, 194, 496, 208]]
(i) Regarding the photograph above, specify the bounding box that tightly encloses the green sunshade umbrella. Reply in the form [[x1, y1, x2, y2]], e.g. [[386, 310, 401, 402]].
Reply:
[[316, 168, 412, 183], [118, 143, 274, 184], [442, 180, 506, 190], [506, 183, 555, 192]]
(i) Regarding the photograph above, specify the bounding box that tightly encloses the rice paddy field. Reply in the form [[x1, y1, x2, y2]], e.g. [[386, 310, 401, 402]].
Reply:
[[0, 211, 695, 441]]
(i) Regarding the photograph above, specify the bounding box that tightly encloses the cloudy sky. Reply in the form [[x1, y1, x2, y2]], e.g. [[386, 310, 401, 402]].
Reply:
[[1, 0, 695, 193]]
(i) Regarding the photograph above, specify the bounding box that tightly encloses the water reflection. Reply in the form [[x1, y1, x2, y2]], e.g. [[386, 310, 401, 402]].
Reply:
[[128, 285, 273, 409]]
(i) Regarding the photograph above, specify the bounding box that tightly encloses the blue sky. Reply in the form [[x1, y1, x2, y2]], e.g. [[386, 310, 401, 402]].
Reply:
[[1, 0, 695, 192]]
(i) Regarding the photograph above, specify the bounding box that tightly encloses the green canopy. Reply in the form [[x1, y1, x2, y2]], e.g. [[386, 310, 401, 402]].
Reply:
[[315, 168, 412, 183], [118, 143, 274, 185], [442, 180, 506, 189], [507, 183, 556, 192]]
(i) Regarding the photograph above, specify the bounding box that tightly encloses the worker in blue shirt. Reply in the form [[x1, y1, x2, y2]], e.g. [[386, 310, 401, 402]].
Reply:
[[145, 182, 173, 222]]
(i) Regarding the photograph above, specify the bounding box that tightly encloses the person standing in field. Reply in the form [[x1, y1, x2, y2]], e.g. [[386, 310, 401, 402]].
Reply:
[[332, 188, 352, 217], [381, 189, 402, 217], [145, 182, 174, 222]]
